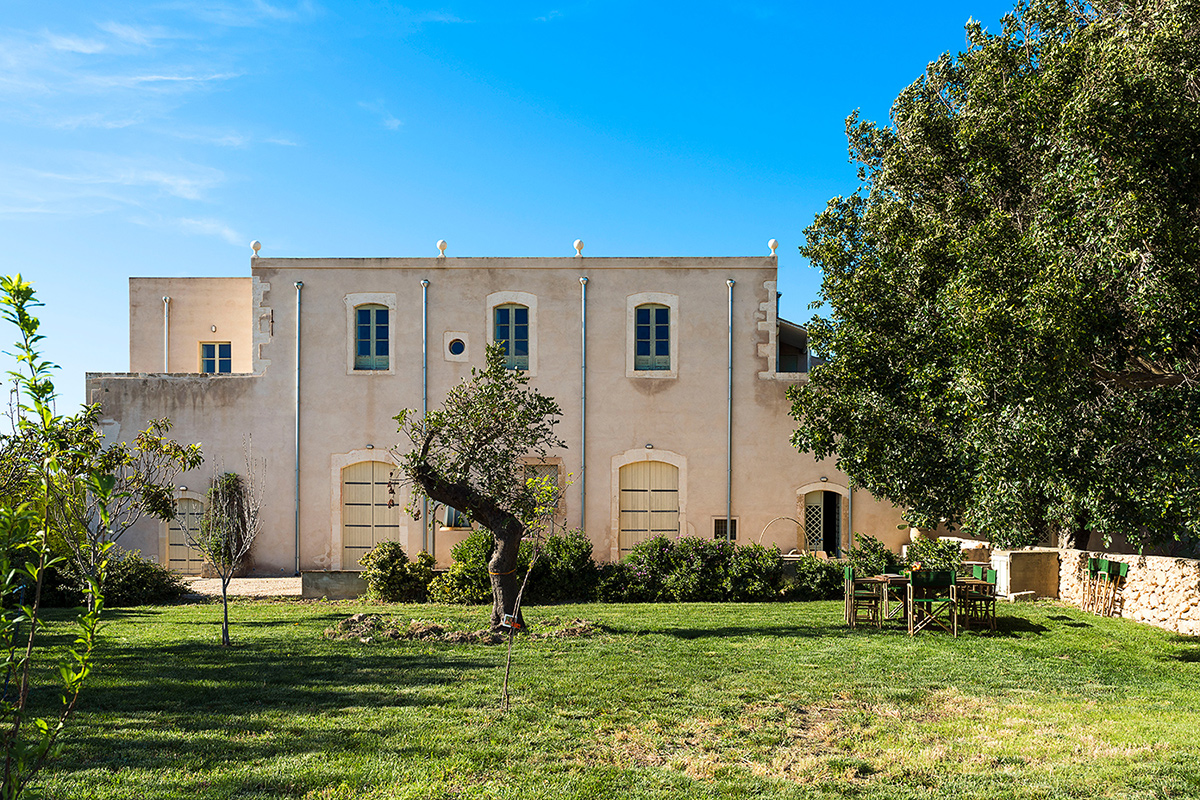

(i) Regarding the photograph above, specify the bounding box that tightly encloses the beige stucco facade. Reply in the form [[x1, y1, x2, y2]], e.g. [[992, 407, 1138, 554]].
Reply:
[[88, 254, 909, 575]]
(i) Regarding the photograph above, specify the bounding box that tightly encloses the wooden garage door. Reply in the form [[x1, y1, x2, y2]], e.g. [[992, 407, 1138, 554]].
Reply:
[[619, 461, 679, 556], [167, 497, 206, 575], [342, 461, 401, 569]]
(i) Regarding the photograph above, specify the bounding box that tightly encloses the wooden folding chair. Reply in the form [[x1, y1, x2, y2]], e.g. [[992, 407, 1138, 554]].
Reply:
[[844, 566, 883, 629], [908, 570, 958, 637], [962, 568, 997, 631], [1102, 561, 1129, 617]]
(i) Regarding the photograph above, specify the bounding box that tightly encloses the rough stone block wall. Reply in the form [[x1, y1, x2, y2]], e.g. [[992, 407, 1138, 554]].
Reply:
[[1058, 549, 1200, 636]]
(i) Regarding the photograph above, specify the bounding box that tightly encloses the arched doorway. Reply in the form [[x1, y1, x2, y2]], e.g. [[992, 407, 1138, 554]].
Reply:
[[166, 496, 206, 575], [618, 460, 680, 556], [798, 484, 848, 557], [341, 461, 400, 569]]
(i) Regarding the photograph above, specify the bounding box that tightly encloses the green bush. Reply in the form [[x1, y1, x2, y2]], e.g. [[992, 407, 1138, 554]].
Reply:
[[595, 537, 787, 603], [524, 528, 598, 604], [427, 530, 494, 604], [725, 543, 785, 601], [781, 555, 843, 601], [847, 534, 904, 577], [37, 550, 189, 608], [359, 541, 437, 602], [427, 527, 601, 605], [906, 536, 963, 572]]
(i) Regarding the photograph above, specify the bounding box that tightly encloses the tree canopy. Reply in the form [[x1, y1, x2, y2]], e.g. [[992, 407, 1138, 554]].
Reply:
[[394, 343, 565, 628], [791, 0, 1200, 551]]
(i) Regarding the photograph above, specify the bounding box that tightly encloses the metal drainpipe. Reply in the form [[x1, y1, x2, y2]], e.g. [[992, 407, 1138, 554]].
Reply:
[[579, 276, 588, 532], [293, 281, 303, 576], [726, 279, 735, 542], [162, 296, 170, 371], [421, 279, 430, 556]]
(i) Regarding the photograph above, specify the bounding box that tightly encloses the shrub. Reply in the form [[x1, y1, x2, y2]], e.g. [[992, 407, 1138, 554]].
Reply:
[[359, 541, 437, 602], [37, 550, 189, 608], [428, 528, 602, 605], [725, 543, 785, 601], [847, 534, 903, 577], [428, 529, 495, 605], [523, 528, 598, 604], [781, 555, 843, 601], [596, 537, 786, 603], [906, 536, 963, 572]]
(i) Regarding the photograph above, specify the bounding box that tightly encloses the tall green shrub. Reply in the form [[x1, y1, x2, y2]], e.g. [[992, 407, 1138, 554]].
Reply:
[[359, 541, 436, 602]]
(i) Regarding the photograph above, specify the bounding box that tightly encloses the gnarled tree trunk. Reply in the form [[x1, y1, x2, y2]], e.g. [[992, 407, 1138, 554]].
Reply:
[[487, 524, 525, 630]]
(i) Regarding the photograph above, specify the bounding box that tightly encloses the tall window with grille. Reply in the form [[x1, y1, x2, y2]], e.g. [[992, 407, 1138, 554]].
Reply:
[[355, 304, 389, 370], [493, 304, 529, 370], [201, 342, 231, 373], [634, 304, 670, 370]]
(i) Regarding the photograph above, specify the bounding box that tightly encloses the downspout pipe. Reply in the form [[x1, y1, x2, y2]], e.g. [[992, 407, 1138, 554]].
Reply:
[[726, 279, 735, 542], [293, 281, 303, 576], [421, 279, 430, 555], [162, 296, 170, 371], [579, 276, 588, 532]]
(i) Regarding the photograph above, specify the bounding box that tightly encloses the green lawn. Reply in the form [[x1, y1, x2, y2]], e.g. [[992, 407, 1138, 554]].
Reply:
[[28, 598, 1200, 799]]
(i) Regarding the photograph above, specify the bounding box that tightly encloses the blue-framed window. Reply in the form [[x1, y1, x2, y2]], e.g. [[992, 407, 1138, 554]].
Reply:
[[634, 304, 670, 370], [355, 304, 389, 371], [493, 304, 529, 370], [201, 342, 231, 374]]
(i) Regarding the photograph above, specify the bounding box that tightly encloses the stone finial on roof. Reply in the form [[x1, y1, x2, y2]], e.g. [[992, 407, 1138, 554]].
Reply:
[[574, 239, 584, 257], [251, 240, 262, 258], [437, 239, 448, 258], [768, 238, 779, 256]]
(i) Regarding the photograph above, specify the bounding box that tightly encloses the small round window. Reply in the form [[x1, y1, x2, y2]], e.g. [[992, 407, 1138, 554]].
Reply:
[[448, 338, 466, 356]]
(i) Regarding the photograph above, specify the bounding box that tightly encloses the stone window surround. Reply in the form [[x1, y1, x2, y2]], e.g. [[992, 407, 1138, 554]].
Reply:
[[344, 293, 397, 375], [486, 291, 538, 376], [626, 292, 679, 379]]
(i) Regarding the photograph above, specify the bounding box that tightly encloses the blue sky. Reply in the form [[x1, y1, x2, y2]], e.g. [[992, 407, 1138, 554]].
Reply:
[[0, 0, 1014, 411]]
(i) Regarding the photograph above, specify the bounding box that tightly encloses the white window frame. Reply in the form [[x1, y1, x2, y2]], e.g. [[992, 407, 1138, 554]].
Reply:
[[345, 293, 397, 375], [486, 291, 538, 376], [626, 292, 679, 379]]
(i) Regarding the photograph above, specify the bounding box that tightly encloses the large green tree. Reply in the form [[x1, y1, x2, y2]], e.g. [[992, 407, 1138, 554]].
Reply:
[[791, 0, 1200, 551]]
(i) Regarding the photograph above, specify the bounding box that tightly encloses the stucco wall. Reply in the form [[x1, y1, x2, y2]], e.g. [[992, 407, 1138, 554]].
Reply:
[[1058, 549, 1200, 636], [129, 277, 253, 373], [90, 255, 907, 573]]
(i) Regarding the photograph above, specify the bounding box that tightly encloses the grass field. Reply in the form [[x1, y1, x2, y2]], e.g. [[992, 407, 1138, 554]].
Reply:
[[27, 598, 1200, 799]]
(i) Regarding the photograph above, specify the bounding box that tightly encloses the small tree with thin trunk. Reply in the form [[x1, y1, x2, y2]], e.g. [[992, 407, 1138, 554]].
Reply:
[[181, 440, 264, 646], [393, 343, 565, 631]]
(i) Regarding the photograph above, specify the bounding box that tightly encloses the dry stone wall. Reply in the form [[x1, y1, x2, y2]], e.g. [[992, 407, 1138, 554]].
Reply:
[[1058, 549, 1200, 636]]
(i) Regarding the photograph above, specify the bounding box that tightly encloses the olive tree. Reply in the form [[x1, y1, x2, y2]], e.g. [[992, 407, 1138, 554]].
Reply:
[[792, 0, 1200, 551], [393, 343, 565, 630]]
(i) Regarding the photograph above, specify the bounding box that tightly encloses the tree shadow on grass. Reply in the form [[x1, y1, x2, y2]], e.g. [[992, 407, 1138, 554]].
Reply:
[[601, 621, 834, 639]]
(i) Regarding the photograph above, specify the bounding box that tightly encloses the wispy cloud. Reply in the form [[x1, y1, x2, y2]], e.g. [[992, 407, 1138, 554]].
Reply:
[[534, 10, 563, 22], [176, 0, 321, 27], [45, 33, 107, 53], [95, 21, 173, 47], [0, 154, 227, 217], [415, 11, 470, 24], [173, 217, 244, 245], [358, 100, 403, 131]]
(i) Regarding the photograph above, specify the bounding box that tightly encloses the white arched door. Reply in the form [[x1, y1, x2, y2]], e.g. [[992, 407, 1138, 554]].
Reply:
[[167, 497, 206, 575], [619, 461, 679, 556], [342, 461, 401, 569]]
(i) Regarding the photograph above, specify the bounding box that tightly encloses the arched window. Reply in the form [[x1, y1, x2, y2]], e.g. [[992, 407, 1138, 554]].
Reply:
[[634, 303, 670, 371], [354, 304, 389, 371], [493, 303, 529, 370]]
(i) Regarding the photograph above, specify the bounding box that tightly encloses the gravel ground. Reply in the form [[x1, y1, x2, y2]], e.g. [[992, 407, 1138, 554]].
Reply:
[[184, 576, 302, 597]]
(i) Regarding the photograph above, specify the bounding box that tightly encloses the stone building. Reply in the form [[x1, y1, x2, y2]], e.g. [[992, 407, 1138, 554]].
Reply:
[[86, 242, 908, 575]]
